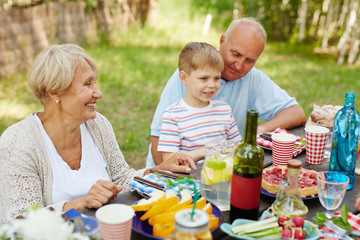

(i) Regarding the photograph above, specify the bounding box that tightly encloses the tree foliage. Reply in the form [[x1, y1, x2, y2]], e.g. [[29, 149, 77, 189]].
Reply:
[[189, 0, 360, 65]]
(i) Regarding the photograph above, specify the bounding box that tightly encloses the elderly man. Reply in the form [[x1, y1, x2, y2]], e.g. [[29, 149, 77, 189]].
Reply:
[[146, 17, 306, 167]]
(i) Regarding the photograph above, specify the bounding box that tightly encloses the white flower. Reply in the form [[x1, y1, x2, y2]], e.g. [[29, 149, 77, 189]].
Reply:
[[0, 207, 92, 240]]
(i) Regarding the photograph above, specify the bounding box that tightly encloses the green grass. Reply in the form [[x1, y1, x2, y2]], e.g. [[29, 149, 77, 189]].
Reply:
[[1, 0, 359, 169]]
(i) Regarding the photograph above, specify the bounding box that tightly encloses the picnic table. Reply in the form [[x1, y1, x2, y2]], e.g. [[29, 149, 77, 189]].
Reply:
[[81, 124, 360, 240]]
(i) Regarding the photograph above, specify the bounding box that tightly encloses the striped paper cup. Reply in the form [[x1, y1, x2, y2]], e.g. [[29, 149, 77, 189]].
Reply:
[[305, 126, 330, 165], [272, 132, 297, 166], [95, 204, 135, 240]]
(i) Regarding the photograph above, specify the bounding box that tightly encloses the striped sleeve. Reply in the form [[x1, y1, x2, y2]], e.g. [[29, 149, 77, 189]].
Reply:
[[226, 108, 242, 143], [158, 109, 180, 152]]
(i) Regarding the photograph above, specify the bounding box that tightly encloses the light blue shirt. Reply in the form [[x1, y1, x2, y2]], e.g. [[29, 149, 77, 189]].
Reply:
[[146, 67, 298, 167]]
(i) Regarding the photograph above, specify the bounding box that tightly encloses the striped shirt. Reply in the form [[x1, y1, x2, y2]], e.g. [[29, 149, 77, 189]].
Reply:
[[158, 99, 241, 152]]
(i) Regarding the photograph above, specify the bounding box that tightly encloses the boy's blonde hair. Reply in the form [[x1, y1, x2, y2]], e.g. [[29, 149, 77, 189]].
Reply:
[[178, 42, 224, 74], [28, 44, 97, 105]]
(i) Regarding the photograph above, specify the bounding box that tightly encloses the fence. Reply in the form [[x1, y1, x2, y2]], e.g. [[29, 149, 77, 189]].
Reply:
[[0, 0, 157, 79]]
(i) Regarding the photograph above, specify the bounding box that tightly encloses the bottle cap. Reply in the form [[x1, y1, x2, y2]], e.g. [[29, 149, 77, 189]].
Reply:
[[345, 92, 355, 98], [175, 209, 209, 233], [287, 159, 302, 169]]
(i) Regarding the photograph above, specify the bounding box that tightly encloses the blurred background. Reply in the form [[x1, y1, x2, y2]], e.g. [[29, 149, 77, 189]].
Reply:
[[1, 0, 359, 169]]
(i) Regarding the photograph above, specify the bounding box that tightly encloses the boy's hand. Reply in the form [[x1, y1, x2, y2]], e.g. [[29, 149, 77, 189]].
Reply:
[[157, 152, 196, 173]]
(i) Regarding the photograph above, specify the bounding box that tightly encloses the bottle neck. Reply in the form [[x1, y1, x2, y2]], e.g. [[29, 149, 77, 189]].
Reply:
[[344, 97, 355, 108], [243, 111, 258, 144], [287, 167, 300, 190]]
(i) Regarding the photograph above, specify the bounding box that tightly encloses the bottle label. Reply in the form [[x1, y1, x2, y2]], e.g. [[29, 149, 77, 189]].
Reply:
[[230, 173, 262, 209]]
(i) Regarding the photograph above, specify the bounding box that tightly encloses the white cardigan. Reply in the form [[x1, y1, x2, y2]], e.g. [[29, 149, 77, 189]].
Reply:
[[0, 112, 146, 224]]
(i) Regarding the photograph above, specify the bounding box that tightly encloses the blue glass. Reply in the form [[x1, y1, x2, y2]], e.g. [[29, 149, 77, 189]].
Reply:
[[329, 92, 360, 190]]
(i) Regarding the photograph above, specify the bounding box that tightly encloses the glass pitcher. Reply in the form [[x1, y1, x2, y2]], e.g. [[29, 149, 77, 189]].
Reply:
[[200, 139, 237, 211]]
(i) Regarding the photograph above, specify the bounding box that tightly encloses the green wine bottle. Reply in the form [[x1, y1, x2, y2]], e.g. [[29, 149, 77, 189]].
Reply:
[[230, 110, 264, 221]]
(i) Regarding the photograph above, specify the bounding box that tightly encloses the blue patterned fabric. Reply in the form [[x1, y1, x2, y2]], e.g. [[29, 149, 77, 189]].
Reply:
[[130, 173, 200, 196]]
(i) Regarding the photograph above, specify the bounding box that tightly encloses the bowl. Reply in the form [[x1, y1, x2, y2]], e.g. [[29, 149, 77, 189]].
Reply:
[[317, 120, 334, 130]]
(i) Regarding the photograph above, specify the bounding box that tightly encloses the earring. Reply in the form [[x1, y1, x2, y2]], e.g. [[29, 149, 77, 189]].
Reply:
[[55, 99, 60, 104]]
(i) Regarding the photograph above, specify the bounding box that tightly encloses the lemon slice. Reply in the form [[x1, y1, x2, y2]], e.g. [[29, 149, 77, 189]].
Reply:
[[212, 169, 232, 184], [206, 157, 227, 170], [200, 167, 212, 185]]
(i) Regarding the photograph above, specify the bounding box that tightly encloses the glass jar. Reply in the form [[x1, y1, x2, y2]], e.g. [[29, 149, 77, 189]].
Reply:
[[167, 209, 212, 240], [271, 159, 308, 219]]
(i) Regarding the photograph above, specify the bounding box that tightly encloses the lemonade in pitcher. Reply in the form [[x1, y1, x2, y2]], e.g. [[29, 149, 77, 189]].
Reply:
[[200, 140, 236, 211]]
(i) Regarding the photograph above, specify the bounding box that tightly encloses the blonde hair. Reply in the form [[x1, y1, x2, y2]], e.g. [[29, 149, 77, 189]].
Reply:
[[28, 44, 97, 105], [178, 42, 224, 74], [225, 17, 267, 43]]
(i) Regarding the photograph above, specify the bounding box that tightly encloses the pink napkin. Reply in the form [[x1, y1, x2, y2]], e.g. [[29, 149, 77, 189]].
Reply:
[[256, 127, 306, 157]]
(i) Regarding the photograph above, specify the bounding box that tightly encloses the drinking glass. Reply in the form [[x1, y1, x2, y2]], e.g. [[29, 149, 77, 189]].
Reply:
[[317, 120, 334, 159], [317, 171, 349, 218]]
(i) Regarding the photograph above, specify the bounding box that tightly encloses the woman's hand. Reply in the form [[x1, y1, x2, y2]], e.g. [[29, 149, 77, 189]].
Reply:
[[156, 152, 197, 173], [63, 180, 122, 211]]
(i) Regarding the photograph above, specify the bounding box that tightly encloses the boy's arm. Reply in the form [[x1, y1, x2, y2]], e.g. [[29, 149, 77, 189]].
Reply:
[[162, 147, 206, 162]]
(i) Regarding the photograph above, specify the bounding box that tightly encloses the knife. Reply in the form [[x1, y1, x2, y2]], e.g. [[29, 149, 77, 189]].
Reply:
[[133, 176, 165, 190]]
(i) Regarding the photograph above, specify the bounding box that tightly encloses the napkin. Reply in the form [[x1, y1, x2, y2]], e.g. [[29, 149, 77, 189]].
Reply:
[[256, 127, 306, 157], [319, 212, 360, 238], [130, 173, 200, 197], [63, 209, 99, 235]]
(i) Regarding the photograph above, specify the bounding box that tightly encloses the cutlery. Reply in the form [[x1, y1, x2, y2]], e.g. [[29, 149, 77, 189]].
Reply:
[[149, 169, 181, 179], [259, 133, 272, 142], [134, 176, 165, 190]]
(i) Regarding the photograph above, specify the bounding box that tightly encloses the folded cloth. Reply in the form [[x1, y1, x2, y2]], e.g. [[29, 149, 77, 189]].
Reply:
[[63, 208, 99, 235], [319, 212, 360, 239], [131, 173, 200, 197], [256, 127, 306, 157]]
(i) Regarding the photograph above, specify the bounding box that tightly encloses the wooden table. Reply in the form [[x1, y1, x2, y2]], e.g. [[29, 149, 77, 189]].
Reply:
[[82, 125, 360, 239]]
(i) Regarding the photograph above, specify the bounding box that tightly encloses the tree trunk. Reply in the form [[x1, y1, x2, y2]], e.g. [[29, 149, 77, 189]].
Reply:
[[298, 0, 308, 43], [337, 0, 357, 65], [347, 2, 359, 64], [321, 0, 333, 48]]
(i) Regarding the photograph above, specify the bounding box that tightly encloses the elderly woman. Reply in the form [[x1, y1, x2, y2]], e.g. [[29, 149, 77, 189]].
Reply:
[[0, 44, 196, 224]]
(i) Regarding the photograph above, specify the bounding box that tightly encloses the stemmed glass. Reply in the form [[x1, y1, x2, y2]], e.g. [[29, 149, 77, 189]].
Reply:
[[317, 171, 349, 218]]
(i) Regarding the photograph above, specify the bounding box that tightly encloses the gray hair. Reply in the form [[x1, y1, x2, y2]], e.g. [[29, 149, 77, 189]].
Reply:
[[28, 44, 97, 105], [225, 17, 267, 43]]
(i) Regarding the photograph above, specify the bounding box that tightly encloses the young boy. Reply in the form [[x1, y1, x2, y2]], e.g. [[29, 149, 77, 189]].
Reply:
[[158, 42, 241, 162]]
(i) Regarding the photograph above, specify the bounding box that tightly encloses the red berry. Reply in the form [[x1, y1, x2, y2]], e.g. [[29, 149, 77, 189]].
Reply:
[[293, 216, 304, 228], [283, 220, 296, 229], [278, 216, 290, 227], [281, 228, 292, 238], [294, 228, 306, 239]]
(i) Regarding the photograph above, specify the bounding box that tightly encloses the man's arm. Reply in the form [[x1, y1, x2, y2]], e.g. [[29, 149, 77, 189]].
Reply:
[[148, 69, 185, 167], [257, 104, 306, 134], [151, 136, 163, 165]]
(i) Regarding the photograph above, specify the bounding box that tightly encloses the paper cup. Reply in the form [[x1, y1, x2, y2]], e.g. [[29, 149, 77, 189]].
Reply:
[[305, 126, 330, 164], [272, 132, 297, 166], [95, 204, 135, 240]]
